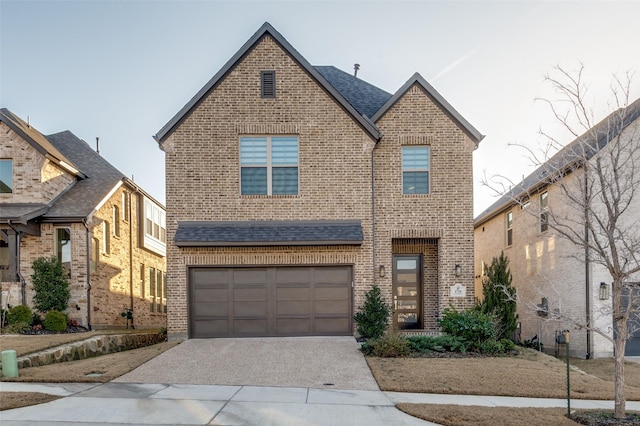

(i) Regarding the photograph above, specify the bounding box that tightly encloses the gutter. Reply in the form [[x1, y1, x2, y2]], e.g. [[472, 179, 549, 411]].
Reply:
[[6, 221, 26, 305]]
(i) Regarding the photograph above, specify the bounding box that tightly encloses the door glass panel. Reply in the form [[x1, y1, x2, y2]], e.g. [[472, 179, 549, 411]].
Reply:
[[397, 313, 418, 324], [398, 300, 417, 309], [397, 286, 417, 296], [397, 272, 417, 284], [397, 260, 417, 270]]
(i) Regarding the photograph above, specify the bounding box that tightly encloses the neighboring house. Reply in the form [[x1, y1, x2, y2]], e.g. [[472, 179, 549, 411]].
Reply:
[[474, 98, 640, 358], [0, 109, 167, 329], [154, 22, 483, 340]]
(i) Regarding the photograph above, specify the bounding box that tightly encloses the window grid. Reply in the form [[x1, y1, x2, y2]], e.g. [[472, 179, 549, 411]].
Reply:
[[240, 136, 299, 195], [540, 191, 549, 232], [402, 146, 430, 195], [506, 211, 513, 246]]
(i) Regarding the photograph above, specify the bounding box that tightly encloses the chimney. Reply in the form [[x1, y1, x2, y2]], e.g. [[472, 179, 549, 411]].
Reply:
[[354, 63, 360, 78], [96, 137, 100, 154]]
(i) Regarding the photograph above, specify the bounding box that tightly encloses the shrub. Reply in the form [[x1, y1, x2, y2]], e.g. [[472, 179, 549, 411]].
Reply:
[[7, 305, 32, 326], [31, 257, 71, 313], [438, 307, 497, 349], [407, 335, 470, 354], [479, 338, 516, 355], [479, 252, 517, 340], [353, 285, 390, 339], [44, 310, 68, 332], [361, 332, 411, 357]]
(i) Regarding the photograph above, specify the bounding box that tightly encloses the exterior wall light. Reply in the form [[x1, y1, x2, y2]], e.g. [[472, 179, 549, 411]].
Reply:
[[379, 265, 385, 278], [599, 282, 610, 300], [455, 263, 462, 277]]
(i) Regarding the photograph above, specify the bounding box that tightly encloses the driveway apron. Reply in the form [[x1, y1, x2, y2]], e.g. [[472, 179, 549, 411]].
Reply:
[[113, 336, 380, 390]]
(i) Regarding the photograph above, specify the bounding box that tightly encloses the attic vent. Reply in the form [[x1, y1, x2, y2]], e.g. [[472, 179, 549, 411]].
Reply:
[[261, 71, 276, 98]]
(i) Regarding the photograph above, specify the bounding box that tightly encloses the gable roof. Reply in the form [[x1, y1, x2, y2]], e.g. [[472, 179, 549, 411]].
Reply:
[[371, 73, 484, 144], [0, 108, 85, 178], [42, 131, 127, 221], [474, 97, 640, 226], [314, 66, 392, 119], [154, 22, 382, 143]]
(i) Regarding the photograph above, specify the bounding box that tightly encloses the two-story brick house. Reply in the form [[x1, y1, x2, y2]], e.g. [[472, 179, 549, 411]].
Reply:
[[474, 98, 640, 358], [155, 23, 483, 340], [0, 109, 167, 329]]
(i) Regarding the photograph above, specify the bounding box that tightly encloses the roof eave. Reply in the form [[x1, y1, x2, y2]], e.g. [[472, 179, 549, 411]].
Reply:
[[174, 240, 363, 247]]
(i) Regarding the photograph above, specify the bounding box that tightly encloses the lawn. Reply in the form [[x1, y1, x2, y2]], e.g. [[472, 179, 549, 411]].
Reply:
[[2, 333, 639, 425]]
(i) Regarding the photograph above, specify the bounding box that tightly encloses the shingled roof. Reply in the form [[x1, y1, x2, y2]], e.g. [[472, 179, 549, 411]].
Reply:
[[42, 131, 127, 221], [475, 97, 640, 226], [174, 220, 364, 247]]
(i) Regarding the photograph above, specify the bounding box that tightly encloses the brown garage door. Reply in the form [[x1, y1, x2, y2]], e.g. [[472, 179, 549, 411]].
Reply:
[[189, 266, 352, 338]]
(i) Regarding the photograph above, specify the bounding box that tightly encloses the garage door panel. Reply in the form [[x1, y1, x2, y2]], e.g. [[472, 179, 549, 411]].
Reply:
[[234, 287, 267, 301], [189, 266, 352, 338], [315, 300, 349, 315], [277, 300, 310, 316], [234, 319, 268, 335]]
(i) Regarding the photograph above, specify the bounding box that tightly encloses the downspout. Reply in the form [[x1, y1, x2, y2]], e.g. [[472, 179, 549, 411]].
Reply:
[[82, 219, 92, 330], [584, 166, 591, 359]]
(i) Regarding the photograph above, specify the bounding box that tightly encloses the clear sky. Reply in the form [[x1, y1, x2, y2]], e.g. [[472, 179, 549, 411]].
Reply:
[[2, 0, 639, 216]]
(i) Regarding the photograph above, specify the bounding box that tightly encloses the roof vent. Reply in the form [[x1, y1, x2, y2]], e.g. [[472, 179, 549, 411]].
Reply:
[[354, 63, 360, 78]]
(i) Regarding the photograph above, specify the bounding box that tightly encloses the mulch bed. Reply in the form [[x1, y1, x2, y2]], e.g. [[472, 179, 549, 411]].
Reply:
[[571, 411, 640, 425]]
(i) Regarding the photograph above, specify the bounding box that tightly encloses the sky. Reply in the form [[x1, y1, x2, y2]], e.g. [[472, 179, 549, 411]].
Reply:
[[2, 0, 639, 216]]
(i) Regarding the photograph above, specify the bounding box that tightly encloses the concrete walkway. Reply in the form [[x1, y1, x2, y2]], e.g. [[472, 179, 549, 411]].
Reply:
[[2, 381, 640, 425]]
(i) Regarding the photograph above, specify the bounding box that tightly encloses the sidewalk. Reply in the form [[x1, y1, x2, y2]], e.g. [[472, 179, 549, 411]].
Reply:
[[2, 382, 640, 425]]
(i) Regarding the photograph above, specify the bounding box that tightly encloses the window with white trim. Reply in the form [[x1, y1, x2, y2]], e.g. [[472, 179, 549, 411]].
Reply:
[[122, 192, 129, 222], [240, 136, 299, 195], [540, 191, 549, 232], [102, 221, 110, 254], [506, 211, 513, 246], [56, 228, 71, 276], [402, 146, 430, 194], [113, 206, 120, 237]]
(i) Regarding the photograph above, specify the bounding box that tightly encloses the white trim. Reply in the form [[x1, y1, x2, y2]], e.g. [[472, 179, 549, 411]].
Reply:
[[94, 181, 123, 213]]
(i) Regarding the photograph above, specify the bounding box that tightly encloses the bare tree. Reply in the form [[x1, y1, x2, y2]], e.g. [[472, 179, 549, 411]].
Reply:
[[483, 64, 640, 418]]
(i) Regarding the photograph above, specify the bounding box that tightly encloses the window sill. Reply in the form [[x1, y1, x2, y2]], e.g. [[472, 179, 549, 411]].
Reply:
[[241, 194, 300, 198]]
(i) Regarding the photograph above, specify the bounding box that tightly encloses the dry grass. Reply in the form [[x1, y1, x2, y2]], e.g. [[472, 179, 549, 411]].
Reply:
[[0, 392, 61, 411], [366, 349, 640, 400], [397, 404, 581, 426]]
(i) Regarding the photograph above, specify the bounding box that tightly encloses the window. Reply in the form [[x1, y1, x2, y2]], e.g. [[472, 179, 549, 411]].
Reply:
[[162, 271, 167, 314], [506, 211, 513, 246], [540, 191, 549, 232], [102, 221, 110, 254], [91, 237, 99, 272], [140, 264, 145, 298], [0, 159, 12, 194], [0, 232, 11, 281], [56, 228, 71, 276], [240, 136, 299, 195], [149, 267, 156, 312], [261, 71, 275, 98], [402, 146, 430, 194], [122, 192, 129, 222], [143, 197, 166, 257], [112, 206, 120, 237], [156, 269, 163, 313]]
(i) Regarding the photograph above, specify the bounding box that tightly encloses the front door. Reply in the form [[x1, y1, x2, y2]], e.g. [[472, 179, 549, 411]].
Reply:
[[393, 255, 422, 329]]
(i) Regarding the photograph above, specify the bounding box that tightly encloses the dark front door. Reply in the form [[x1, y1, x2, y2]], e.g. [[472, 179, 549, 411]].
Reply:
[[393, 255, 422, 329]]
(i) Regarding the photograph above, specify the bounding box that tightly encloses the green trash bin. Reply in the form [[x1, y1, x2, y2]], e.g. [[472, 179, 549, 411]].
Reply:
[[2, 349, 19, 378]]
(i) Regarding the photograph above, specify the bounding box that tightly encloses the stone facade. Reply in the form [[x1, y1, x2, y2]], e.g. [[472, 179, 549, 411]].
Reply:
[[159, 27, 480, 340]]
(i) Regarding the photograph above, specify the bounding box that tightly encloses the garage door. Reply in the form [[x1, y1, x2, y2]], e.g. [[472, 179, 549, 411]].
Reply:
[[189, 266, 352, 338]]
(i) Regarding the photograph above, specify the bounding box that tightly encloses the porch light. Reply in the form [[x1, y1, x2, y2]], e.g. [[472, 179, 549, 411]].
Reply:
[[599, 282, 609, 300], [379, 265, 385, 278], [455, 264, 462, 277]]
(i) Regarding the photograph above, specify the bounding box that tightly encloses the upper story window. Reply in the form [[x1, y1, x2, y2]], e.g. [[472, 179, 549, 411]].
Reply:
[[402, 146, 430, 194], [56, 228, 71, 276], [91, 237, 99, 272], [240, 136, 299, 195], [102, 221, 110, 254], [113, 206, 120, 237], [506, 211, 513, 246], [540, 191, 549, 232], [0, 159, 13, 194], [122, 192, 130, 222], [261, 71, 276, 98], [142, 197, 166, 256]]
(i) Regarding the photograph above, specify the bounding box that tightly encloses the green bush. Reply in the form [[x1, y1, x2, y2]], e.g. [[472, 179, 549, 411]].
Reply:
[[361, 332, 411, 357], [353, 285, 390, 339], [44, 310, 68, 332], [438, 307, 497, 348], [479, 252, 517, 340], [31, 256, 71, 313], [7, 305, 32, 326], [478, 338, 516, 355], [407, 335, 470, 354]]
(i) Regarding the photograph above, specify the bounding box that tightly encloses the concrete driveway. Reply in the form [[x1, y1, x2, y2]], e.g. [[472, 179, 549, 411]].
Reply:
[[113, 336, 380, 390]]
